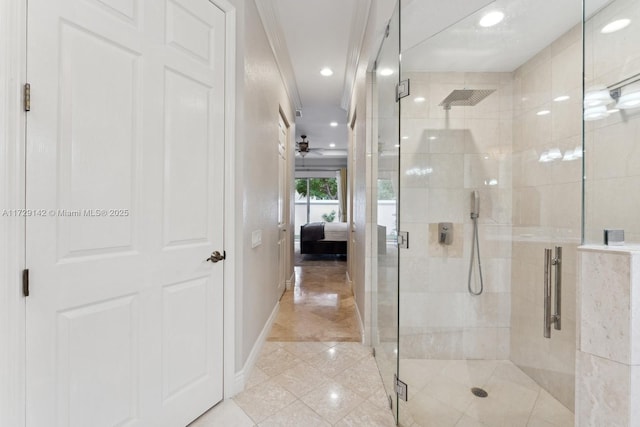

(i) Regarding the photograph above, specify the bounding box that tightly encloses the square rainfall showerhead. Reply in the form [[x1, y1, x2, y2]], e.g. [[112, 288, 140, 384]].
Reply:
[[439, 89, 496, 110]]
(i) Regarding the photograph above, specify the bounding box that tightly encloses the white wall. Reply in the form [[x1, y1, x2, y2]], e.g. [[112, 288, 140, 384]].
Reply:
[[231, 0, 295, 371], [347, 0, 393, 345]]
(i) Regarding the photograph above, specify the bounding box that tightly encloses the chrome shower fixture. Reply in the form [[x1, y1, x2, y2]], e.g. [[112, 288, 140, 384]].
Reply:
[[439, 89, 496, 110]]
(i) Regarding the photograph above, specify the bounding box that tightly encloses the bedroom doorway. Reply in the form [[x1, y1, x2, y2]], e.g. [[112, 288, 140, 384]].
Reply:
[[294, 175, 347, 266]]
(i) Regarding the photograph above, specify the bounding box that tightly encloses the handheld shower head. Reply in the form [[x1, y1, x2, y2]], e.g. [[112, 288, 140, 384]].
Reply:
[[470, 190, 480, 219]]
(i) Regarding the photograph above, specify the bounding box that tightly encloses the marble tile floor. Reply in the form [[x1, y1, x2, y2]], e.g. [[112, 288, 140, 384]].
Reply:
[[398, 358, 574, 427], [189, 250, 571, 426], [190, 341, 396, 427], [267, 264, 361, 342]]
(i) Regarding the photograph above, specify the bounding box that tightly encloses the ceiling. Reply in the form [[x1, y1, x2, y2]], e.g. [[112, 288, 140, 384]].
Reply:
[[402, 0, 611, 72], [256, 0, 612, 164], [256, 0, 397, 165]]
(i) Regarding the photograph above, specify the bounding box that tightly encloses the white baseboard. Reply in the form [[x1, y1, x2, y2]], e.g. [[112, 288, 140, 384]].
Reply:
[[231, 301, 280, 396]]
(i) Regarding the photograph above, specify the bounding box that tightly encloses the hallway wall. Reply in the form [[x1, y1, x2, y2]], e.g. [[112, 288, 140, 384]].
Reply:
[[347, 0, 392, 345], [231, 0, 295, 371]]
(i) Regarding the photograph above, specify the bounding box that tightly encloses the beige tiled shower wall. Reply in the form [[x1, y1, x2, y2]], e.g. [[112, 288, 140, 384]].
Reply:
[[510, 25, 583, 411], [399, 71, 513, 360], [584, 0, 640, 244]]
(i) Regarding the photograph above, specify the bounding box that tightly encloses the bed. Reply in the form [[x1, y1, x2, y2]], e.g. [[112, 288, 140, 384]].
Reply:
[[300, 222, 348, 255]]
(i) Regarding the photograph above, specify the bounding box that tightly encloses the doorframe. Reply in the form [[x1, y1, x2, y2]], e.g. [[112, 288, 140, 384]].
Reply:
[[218, 0, 239, 401], [0, 1, 27, 426], [277, 107, 292, 293], [0, 1, 238, 425]]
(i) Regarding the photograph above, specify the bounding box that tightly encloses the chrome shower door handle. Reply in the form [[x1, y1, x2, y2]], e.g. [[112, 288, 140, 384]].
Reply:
[[543, 246, 562, 339], [553, 246, 562, 331], [544, 248, 552, 338]]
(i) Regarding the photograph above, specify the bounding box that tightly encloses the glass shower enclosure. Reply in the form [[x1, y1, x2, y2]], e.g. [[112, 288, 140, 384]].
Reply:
[[369, 0, 621, 425]]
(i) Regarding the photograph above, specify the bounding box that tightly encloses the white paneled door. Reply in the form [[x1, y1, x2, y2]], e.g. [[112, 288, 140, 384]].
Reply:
[[25, 0, 226, 426]]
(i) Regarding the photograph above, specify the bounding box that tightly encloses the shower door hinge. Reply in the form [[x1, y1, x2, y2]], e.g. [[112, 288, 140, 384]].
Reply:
[[397, 231, 409, 249], [396, 79, 410, 101], [23, 83, 31, 112], [384, 23, 390, 38], [394, 374, 408, 401], [372, 347, 376, 358]]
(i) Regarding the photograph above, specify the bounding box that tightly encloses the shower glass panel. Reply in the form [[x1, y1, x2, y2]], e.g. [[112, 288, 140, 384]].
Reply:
[[583, 0, 640, 245], [395, 1, 583, 425], [372, 3, 400, 423]]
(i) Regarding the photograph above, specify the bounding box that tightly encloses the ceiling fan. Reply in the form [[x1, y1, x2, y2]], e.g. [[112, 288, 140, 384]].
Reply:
[[296, 135, 324, 157]]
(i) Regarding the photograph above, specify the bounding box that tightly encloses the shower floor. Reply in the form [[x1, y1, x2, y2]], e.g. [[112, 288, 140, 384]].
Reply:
[[398, 359, 573, 427]]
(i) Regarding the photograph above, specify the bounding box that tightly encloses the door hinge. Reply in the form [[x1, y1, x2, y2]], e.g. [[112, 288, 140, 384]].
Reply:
[[396, 79, 410, 101], [372, 347, 376, 358], [397, 231, 409, 249], [23, 83, 31, 112], [394, 374, 408, 401], [385, 23, 390, 38], [388, 394, 393, 409], [22, 269, 29, 297]]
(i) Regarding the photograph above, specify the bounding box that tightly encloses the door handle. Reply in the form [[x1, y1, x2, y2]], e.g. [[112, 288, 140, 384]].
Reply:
[[206, 251, 226, 263], [543, 246, 561, 338]]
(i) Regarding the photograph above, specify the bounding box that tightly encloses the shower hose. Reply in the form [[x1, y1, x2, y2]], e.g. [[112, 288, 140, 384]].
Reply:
[[467, 213, 484, 296]]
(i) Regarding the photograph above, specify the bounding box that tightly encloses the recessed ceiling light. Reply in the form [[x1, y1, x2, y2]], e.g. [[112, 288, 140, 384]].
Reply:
[[536, 110, 551, 116], [379, 68, 394, 76], [330, 122, 338, 127], [402, 136, 409, 140], [554, 95, 570, 102], [479, 11, 505, 28], [329, 143, 336, 148], [601, 19, 631, 34], [428, 136, 437, 140], [320, 67, 333, 76], [607, 108, 620, 114], [414, 97, 426, 103], [394, 144, 401, 148]]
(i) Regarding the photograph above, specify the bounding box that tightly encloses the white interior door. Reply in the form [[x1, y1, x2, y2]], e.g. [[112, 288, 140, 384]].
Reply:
[[25, 0, 226, 426], [277, 114, 288, 296]]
